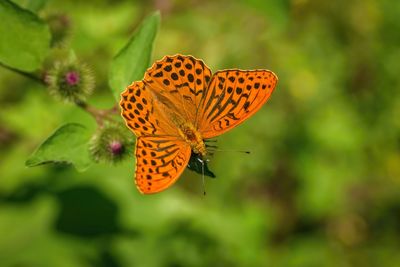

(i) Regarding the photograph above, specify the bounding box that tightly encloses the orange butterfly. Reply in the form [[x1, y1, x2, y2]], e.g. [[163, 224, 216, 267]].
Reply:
[[120, 55, 278, 194]]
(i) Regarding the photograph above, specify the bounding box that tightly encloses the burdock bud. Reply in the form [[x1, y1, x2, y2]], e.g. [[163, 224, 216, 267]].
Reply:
[[46, 60, 94, 103], [89, 123, 134, 164], [45, 13, 71, 47]]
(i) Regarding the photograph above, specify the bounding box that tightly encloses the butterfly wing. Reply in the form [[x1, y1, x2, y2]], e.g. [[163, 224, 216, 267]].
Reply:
[[120, 78, 192, 194], [143, 55, 212, 125], [135, 136, 191, 194], [120, 80, 179, 137], [198, 70, 278, 138]]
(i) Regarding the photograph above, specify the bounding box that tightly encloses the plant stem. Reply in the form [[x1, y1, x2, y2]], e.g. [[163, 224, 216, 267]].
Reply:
[[75, 100, 119, 126], [1, 63, 120, 126], [0, 63, 45, 85]]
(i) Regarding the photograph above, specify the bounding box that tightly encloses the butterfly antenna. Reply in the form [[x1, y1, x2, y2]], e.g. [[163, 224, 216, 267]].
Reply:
[[197, 157, 206, 196], [212, 149, 251, 154]]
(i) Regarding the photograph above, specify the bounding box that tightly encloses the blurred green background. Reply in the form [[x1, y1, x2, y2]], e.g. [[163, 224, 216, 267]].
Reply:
[[1, 0, 400, 266]]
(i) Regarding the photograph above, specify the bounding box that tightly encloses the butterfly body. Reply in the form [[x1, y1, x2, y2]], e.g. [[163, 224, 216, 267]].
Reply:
[[120, 55, 277, 194], [178, 123, 207, 156], [140, 81, 208, 156]]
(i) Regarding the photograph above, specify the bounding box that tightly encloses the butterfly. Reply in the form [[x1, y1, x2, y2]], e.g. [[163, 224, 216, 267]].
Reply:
[[120, 55, 278, 194]]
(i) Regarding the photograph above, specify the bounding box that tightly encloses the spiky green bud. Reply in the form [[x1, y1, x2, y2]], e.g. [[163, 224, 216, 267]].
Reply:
[[89, 123, 134, 164], [46, 59, 94, 103]]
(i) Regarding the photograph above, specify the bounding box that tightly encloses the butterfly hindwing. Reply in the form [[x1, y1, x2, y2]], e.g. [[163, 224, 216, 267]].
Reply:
[[198, 70, 278, 138], [134, 136, 191, 194]]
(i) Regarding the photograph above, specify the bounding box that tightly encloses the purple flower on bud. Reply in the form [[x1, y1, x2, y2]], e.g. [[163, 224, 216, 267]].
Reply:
[[65, 71, 80, 86], [109, 140, 123, 155]]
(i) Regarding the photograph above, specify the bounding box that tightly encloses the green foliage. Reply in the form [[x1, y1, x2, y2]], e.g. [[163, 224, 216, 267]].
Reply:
[[108, 11, 160, 101], [26, 123, 92, 171], [0, 0, 50, 71], [0, 197, 57, 267], [20, 8, 160, 170], [26, 0, 48, 13]]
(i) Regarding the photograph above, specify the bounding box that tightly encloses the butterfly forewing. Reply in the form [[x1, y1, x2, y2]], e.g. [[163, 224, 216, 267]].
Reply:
[[144, 55, 212, 124], [135, 136, 191, 194], [198, 70, 277, 138], [120, 81, 179, 137]]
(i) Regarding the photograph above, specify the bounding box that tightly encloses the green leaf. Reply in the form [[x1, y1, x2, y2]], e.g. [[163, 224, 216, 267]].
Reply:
[[0, 0, 50, 71], [26, 0, 48, 13], [109, 11, 160, 101], [26, 123, 93, 171]]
